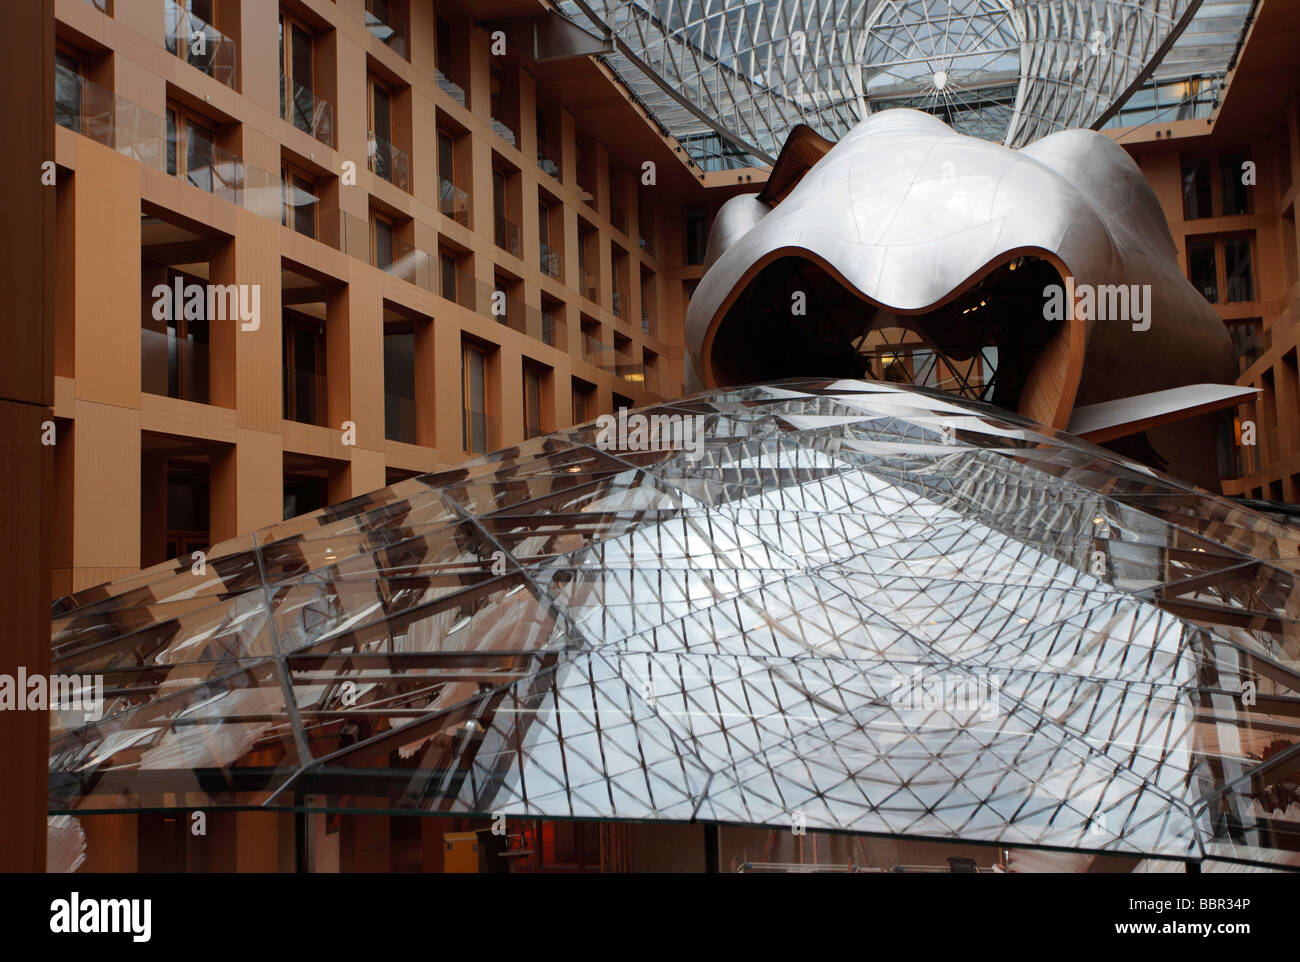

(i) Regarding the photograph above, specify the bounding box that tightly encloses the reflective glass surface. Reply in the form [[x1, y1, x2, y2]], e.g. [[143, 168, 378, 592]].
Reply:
[[558, 1, 1250, 165], [49, 381, 1300, 869]]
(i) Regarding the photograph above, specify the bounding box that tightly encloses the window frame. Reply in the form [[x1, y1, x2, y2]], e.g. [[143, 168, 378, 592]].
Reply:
[[281, 160, 318, 238], [282, 308, 327, 426], [371, 210, 395, 271], [462, 341, 490, 454], [279, 8, 317, 134], [165, 100, 218, 191], [523, 364, 545, 440]]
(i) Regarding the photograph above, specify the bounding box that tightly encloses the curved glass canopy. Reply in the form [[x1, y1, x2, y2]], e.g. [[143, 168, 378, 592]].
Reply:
[[49, 381, 1300, 870], [558, 0, 1252, 167]]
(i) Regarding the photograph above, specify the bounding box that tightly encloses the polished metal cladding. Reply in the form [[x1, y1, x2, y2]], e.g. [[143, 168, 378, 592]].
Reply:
[[686, 108, 1235, 484]]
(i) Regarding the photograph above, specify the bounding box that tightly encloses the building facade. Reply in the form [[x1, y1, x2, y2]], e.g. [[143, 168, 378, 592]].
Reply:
[[18, 0, 1300, 873], [48, 0, 756, 597], [1118, 0, 1300, 502]]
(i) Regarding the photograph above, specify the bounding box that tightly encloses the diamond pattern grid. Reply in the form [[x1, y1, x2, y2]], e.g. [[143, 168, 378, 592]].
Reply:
[[557, 0, 1211, 164], [49, 380, 1300, 869]]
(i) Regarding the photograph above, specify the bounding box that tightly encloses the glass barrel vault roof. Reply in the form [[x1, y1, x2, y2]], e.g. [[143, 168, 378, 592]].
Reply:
[[557, 0, 1255, 167]]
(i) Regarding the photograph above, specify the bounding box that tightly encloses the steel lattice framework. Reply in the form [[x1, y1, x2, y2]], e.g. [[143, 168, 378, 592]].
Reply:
[[47, 381, 1300, 870], [558, 0, 1210, 166]]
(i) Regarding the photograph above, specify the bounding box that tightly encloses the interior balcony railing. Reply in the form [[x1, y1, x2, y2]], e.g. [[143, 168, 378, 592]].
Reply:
[[490, 102, 519, 148], [281, 74, 334, 148], [164, 0, 237, 89], [363, 0, 408, 59], [540, 242, 562, 279], [615, 351, 645, 388], [498, 291, 563, 348], [55, 65, 285, 220], [494, 214, 521, 258], [381, 235, 435, 288], [612, 289, 625, 319], [55, 65, 575, 361], [434, 67, 466, 107], [641, 307, 654, 336], [537, 139, 561, 181], [439, 177, 471, 228], [582, 334, 607, 364], [577, 164, 596, 207], [367, 132, 410, 191], [541, 310, 559, 350], [579, 338, 646, 388], [141, 327, 210, 404], [441, 262, 482, 312]]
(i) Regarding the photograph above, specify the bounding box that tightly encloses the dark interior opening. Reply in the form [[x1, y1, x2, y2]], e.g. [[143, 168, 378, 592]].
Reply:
[[709, 254, 1065, 410]]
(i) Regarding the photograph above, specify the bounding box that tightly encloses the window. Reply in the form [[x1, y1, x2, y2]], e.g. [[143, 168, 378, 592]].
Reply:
[[279, 10, 318, 136], [438, 129, 454, 184], [1224, 236, 1255, 302], [541, 298, 560, 348], [493, 168, 518, 255], [437, 128, 470, 226], [578, 224, 597, 300], [1189, 235, 1256, 306], [436, 13, 454, 76], [1283, 208, 1299, 290], [685, 209, 709, 264], [283, 472, 327, 520], [493, 169, 506, 232], [440, 252, 457, 303], [1220, 155, 1253, 217], [371, 77, 391, 143], [462, 342, 489, 453], [367, 76, 405, 188], [364, 0, 408, 58], [164, 460, 210, 561], [143, 268, 209, 404], [281, 163, 317, 238], [539, 201, 559, 277], [524, 367, 544, 440], [536, 105, 560, 180], [55, 49, 83, 133], [165, 0, 235, 87], [1188, 238, 1218, 303], [572, 379, 593, 425], [1182, 159, 1212, 220], [283, 311, 326, 425], [372, 212, 394, 271], [384, 323, 416, 444], [166, 104, 216, 192], [490, 64, 505, 120]]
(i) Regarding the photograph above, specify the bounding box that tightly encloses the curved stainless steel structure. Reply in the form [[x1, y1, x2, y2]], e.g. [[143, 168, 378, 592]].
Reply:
[[686, 108, 1235, 485]]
